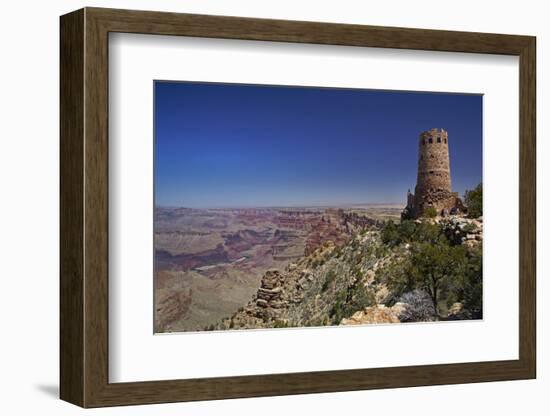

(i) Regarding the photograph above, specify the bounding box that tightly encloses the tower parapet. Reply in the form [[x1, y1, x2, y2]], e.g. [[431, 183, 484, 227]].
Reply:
[[404, 128, 464, 218]]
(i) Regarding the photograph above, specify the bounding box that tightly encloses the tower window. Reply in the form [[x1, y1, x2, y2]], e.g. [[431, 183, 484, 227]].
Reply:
[[444, 138, 447, 144], [428, 138, 433, 143], [437, 137, 441, 143]]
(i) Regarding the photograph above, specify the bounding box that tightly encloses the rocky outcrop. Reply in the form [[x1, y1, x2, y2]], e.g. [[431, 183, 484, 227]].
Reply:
[[340, 303, 407, 325], [213, 230, 396, 330], [441, 216, 483, 246], [254, 269, 288, 318], [211, 214, 483, 331], [303, 210, 379, 256]]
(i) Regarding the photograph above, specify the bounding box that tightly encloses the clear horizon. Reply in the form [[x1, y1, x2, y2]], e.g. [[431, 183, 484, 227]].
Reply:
[[155, 201, 405, 209], [155, 81, 482, 208]]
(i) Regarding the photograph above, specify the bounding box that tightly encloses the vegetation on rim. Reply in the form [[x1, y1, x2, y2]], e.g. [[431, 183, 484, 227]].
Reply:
[[211, 188, 483, 331]]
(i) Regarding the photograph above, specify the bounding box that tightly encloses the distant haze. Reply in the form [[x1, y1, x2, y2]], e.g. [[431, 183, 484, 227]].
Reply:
[[155, 82, 482, 208]]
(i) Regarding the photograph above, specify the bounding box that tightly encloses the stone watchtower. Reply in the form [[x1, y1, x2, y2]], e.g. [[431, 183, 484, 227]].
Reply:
[[405, 128, 464, 218]]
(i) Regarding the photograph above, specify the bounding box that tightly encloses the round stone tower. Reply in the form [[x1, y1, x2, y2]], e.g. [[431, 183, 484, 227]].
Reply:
[[404, 128, 464, 218], [415, 128, 452, 195]]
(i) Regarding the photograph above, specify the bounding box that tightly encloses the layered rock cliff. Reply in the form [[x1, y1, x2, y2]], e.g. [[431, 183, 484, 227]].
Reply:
[[210, 215, 483, 331]]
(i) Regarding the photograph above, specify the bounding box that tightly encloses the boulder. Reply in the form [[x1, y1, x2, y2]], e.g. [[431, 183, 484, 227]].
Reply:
[[340, 304, 402, 325]]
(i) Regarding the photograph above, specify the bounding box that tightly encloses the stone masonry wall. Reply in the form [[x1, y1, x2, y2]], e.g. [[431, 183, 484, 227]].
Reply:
[[415, 128, 452, 195], [406, 128, 464, 218]]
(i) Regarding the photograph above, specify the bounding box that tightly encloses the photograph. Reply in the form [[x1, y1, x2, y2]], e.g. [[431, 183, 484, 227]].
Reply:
[[153, 81, 483, 333]]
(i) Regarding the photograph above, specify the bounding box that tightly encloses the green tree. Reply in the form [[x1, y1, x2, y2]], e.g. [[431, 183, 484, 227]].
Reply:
[[329, 281, 375, 324], [384, 256, 415, 299], [413, 221, 446, 244], [454, 244, 483, 318], [398, 220, 417, 241], [381, 219, 446, 247], [464, 183, 483, 218], [408, 242, 468, 315], [380, 220, 402, 247]]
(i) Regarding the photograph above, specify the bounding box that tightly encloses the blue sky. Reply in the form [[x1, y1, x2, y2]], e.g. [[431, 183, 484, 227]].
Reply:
[[154, 81, 482, 208]]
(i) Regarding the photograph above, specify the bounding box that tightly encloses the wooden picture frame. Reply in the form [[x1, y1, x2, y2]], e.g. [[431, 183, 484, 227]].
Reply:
[[60, 7, 536, 408]]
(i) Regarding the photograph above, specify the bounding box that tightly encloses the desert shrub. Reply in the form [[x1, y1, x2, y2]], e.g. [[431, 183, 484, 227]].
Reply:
[[379, 214, 482, 318], [385, 241, 469, 316], [352, 265, 363, 280], [273, 320, 290, 328], [329, 282, 375, 324], [411, 221, 445, 244], [454, 243, 483, 318], [350, 284, 375, 311], [373, 244, 390, 258], [321, 270, 337, 292], [464, 183, 483, 218], [384, 235, 481, 319], [380, 220, 402, 247], [398, 220, 417, 241], [381, 220, 446, 247], [398, 290, 436, 322], [329, 295, 347, 324], [382, 257, 414, 296], [424, 206, 438, 218]]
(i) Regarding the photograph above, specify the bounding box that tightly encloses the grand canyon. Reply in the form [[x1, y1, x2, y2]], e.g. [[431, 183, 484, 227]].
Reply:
[[154, 205, 401, 332], [153, 82, 483, 333]]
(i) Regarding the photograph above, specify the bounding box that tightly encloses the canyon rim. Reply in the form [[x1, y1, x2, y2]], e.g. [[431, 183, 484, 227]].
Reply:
[[154, 81, 483, 333]]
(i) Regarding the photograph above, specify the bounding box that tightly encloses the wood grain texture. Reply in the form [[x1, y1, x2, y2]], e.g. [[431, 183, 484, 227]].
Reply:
[[59, 8, 84, 407], [518, 38, 536, 376], [59, 7, 537, 408]]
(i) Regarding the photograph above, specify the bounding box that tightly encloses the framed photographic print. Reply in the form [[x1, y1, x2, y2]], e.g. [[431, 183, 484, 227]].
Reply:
[[60, 7, 536, 408]]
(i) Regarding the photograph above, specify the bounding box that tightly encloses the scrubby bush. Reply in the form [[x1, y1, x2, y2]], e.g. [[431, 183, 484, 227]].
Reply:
[[454, 243, 483, 318], [381, 257, 414, 298], [321, 270, 337, 292], [424, 206, 438, 218], [413, 221, 446, 244], [329, 282, 375, 324], [464, 183, 483, 218], [384, 239, 470, 316], [380, 220, 402, 247], [398, 290, 436, 322], [396, 220, 415, 241], [380, 220, 446, 248], [375, 216, 482, 320], [461, 222, 477, 233]]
